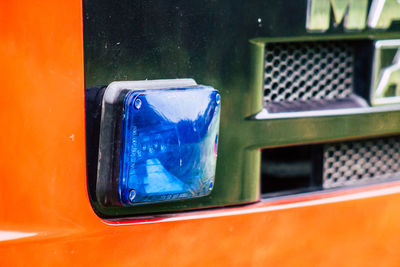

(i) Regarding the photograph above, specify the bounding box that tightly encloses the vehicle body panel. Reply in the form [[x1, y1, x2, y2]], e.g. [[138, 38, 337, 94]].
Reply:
[[1, 0, 400, 266]]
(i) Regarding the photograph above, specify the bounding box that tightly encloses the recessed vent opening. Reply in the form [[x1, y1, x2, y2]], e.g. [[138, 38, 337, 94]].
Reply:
[[261, 136, 400, 196], [261, 145, 322, 195]]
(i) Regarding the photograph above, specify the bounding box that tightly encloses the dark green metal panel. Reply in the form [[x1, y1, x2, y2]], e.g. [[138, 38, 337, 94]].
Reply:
[[83, 0, 400, 217]]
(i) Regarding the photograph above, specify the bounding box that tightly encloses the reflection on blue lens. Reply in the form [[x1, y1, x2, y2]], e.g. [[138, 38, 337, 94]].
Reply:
[[118, 86, 220, 205]]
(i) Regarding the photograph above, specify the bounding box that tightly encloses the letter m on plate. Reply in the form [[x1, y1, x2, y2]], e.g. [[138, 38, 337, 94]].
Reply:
[[307, 0, 369, 31]]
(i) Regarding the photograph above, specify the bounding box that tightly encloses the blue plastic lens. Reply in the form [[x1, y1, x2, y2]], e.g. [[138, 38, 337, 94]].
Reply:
[[118, 86, 220, 205]]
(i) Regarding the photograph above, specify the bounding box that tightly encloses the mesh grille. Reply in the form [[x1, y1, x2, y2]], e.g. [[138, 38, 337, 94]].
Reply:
[[323, 137, 400, 188], [264, 41, 354, 102]]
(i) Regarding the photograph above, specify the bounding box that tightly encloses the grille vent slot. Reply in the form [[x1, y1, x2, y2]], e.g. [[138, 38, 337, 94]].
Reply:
[[262, 136, 400, 196], [264, 41, 354, 103], [323, 137, 400, 188]]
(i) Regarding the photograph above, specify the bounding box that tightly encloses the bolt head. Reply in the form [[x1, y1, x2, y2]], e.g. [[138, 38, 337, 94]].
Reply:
[[215, 93, 221, 105], [208, 181, 214, 191], [128, 189, 136, 201], [134, 98, 142, 109]]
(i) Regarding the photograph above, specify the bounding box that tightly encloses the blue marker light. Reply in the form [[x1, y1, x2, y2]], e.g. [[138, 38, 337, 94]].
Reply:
[[118, 85, 220, 205]]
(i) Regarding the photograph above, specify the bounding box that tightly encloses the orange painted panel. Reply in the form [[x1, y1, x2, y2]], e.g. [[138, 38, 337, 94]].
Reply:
[[1, 0, 400, 266]]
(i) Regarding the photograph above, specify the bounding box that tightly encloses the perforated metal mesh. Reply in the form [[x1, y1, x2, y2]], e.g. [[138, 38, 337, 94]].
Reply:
[[323, 137, 400, 188], [264, 41, 354, 102]]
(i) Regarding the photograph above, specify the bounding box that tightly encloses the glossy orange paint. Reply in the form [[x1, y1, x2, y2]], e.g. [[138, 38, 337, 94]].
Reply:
[[1, 0, 400, 266]]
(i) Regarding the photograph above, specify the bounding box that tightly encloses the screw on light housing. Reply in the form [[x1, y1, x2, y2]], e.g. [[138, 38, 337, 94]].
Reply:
[[128, 189, 136, 202], [134, 98, 142, 109], [215, 93, 221, 105], [209, 181, 214, 191]]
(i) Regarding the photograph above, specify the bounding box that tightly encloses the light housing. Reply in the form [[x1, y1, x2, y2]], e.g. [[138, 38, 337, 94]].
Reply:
[[95, 79, 220, 207]]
